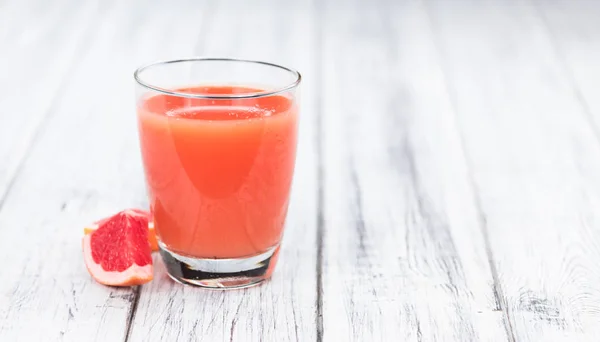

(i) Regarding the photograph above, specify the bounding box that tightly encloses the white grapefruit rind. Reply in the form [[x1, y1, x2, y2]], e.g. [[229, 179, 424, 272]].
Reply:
[[82, 234, 153, 286]]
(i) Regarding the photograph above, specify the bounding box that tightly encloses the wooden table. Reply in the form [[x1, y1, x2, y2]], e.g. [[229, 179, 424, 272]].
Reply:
[[2, 0, 600, 340]]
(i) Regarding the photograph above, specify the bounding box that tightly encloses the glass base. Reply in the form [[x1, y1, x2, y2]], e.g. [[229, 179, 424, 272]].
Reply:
[[158, 243, 279, 289]]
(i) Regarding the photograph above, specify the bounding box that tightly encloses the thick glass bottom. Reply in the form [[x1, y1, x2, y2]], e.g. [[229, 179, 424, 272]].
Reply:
[[158, 243, 280, 289]]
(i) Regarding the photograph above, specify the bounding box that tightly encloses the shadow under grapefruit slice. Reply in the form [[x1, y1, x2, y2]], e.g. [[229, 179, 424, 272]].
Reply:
[[83, 209, 159, 251], [83, 209, 153, 286]]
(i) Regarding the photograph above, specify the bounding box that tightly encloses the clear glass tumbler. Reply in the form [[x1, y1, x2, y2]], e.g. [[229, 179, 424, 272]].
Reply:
[[134, 58, 301, 288]]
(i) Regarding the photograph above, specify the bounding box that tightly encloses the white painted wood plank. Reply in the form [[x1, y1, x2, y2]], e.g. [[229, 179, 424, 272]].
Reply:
[[0, 0, 99, 203], [127, 1, 318, 341], [0, 0, 212, 340], [321, 1, 507, 341], [533, 0, 600, 129], [426, 0, 600, 340]]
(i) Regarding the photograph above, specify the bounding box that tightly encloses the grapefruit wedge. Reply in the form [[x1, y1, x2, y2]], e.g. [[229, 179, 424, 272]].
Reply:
[[83, 209, 159, 251], [83, 209, 153, 286]]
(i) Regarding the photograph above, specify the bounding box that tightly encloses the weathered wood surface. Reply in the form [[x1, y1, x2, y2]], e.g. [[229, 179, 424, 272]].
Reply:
[[0, 0, 99, 205], [1, 0, 600, 341], [427, 0, 600, 340], [320, 1, 506, 341]]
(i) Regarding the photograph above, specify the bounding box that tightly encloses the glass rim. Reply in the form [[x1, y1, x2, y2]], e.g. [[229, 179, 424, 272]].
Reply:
[[134, 57, 302, 99]]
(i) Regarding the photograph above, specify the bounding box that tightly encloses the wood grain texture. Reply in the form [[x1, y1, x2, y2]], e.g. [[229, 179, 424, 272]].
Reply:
[[320, 1, 507, 340], [0, 0, 99, 205], [127, 0, 319, 341], [0, 0, 211, 340], [426, 0, 600, 340]]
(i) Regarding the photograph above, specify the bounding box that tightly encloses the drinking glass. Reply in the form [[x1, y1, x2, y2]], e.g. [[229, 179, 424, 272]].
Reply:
[[134, 58, 301, 288]]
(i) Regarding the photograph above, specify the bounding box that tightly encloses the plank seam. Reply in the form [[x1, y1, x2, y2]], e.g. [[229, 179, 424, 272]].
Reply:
[[123, 286, 141, 342], [314, 0, 324, 340]]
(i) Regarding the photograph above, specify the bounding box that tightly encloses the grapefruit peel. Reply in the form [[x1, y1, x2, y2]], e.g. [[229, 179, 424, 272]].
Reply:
[[82, 209, 154, 287]]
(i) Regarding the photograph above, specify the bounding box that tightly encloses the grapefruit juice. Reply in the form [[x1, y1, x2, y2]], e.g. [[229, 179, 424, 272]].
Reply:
[[137, 86, 298, 259]]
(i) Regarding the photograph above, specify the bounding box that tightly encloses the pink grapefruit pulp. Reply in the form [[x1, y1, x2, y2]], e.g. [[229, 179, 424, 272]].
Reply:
[[82, 209, 153, 286]]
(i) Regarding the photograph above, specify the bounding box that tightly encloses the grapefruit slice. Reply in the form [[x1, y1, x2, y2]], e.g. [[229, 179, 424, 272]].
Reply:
[[83, 209, 153, 286], [83, 209, 159, 251]]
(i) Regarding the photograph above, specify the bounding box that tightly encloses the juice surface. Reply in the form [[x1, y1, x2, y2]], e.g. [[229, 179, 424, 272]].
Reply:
[[137, 86, 298, 258]]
